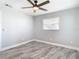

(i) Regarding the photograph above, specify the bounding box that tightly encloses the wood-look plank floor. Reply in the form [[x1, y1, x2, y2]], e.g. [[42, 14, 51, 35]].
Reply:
[[0, 41, 78, 59]]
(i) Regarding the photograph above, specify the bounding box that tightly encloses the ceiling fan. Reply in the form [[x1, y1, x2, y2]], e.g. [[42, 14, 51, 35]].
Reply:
[[22, 0, 50, 12]]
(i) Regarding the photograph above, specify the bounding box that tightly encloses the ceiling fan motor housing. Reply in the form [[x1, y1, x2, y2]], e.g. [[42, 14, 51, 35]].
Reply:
[[34, 0, 38, 4]]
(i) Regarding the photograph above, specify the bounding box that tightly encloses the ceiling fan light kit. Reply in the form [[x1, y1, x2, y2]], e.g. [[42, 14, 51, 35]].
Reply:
[[33, 6, 39, 10]]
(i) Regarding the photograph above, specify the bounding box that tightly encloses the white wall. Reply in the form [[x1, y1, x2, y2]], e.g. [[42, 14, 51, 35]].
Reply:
[[1, 7, 34, 48], [0, 10, 1, 49], [34, 7, 79, 48]]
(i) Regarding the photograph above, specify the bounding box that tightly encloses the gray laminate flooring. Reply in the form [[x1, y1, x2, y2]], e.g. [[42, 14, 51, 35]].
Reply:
[[0, 41, 78, 59]]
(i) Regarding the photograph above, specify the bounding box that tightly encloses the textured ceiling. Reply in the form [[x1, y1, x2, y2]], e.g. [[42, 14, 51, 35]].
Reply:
[[0, 0, 79, 16]]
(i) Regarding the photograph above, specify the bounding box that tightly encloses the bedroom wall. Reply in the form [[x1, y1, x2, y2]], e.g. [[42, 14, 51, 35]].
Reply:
[[0, 10, 1, 49], [34, 7, 79, 47], [1, 7, 34, 48]]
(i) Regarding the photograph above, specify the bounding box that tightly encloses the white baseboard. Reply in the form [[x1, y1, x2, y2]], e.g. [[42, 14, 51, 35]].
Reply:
[[0, 40, 34, 52], [0, 39, 79, 52], [33, 39, 79, 51]]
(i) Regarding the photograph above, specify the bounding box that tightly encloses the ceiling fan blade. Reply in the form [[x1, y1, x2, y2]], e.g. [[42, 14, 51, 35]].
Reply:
[[27, 0, 34, 6], [39, 7, 48, 11], [38, 0, 49, 7], [22, 6, 32, 9]]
